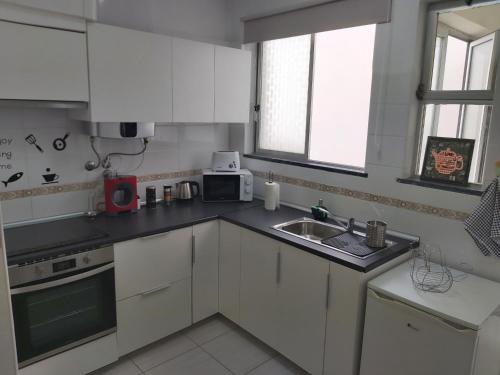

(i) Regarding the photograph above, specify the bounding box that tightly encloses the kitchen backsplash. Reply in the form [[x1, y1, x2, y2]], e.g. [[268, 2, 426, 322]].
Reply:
[[0, 108, 229, 224]]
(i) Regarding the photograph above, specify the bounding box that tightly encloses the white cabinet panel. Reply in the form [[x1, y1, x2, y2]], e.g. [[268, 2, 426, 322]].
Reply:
[[360, 289, 477, 375], [215, 46, 251, 123], [240, 229, 279, 348], [192, 221, 219, 323], [0, 21, 88, 101], [6, 0, 86, 17], [114, 227, 192, 301], [84, 22, 173, 122], [277, 244, 329, 375], [117, 278, 191, 356], [219, 221, 241, 323], [173, 38, 215, 122]]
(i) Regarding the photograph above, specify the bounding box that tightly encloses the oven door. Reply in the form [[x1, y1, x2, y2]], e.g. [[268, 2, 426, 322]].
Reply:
[[203, 174, 242, 202], [10, 263, 116, 368]]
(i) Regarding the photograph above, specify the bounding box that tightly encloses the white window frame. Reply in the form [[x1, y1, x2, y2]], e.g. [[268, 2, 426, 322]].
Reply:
[[415, 0, 500, 184], [254, 27, 378, 172]]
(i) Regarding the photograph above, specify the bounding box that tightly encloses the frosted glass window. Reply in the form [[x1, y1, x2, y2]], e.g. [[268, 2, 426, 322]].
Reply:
[[258, 35, 311, 154], [441, 36, 468, 90], [309, 25, 375, 168]]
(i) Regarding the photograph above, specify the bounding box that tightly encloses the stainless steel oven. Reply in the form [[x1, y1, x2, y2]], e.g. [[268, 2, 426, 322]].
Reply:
[[9, 246, 116, 368]]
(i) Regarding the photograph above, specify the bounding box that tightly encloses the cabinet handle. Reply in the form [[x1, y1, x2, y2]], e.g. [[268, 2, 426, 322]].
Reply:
[[326, 273, 331, 310], [192, 235, 196, 264], [140, 232, 169, 241], [141, 283, 171, 296], [276, 251, 281, 284]]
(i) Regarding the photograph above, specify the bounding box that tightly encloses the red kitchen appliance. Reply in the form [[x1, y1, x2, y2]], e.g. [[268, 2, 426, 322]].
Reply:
[[104, 175, 138, 215]]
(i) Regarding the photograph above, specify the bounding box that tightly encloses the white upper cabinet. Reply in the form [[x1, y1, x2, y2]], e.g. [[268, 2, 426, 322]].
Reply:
[[173, 38, 215, 123], [80, 22, 173, 122], [215, 46, 251, 123], [0, 20, 88, 101], [1, 0, 92, 18]]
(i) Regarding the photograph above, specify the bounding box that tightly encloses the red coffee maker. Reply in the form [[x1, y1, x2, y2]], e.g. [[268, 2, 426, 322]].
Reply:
[[104, 175, 138, 215]]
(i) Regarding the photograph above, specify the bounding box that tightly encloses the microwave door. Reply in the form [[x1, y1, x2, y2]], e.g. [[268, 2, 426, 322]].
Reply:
[[203, 175, 240, 201]]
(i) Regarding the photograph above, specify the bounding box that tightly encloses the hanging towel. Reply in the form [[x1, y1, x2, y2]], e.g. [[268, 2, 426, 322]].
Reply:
[[464, 178, 500, 256]]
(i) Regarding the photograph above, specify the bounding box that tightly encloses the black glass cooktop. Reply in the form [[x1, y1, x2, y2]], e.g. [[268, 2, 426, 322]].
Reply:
[[5, 219, 108, 260]]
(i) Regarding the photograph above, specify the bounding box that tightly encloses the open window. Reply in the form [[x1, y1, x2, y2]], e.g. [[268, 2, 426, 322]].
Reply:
[[417, 1, 500, 184]]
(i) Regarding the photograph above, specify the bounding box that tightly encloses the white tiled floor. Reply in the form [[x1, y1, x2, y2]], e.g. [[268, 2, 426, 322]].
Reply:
[[93, 315, 308, 375]]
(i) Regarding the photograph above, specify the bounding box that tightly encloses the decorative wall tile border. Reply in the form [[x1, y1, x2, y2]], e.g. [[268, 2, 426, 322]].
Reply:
[[0, 169, 202, 202], [250, 170, 470, 222]]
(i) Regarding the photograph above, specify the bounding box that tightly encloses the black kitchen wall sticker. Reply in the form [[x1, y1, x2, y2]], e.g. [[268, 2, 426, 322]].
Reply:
[[52, 132, 70, 151], [25, 134, 44, 153], [42, 168, 60, 185]]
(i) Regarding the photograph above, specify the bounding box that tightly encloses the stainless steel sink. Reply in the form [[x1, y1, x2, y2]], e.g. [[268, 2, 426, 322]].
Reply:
[[274, 218, 345, 241], [273, 218, 392, 259]]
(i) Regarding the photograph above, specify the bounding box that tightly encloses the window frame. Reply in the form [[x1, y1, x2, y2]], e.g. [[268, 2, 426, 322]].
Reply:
[[253, 29, 373, 173], [414, 0, 500, 184]]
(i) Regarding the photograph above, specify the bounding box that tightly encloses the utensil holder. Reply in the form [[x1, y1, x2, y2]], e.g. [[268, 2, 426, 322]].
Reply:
[[366, 221, 387, 248]]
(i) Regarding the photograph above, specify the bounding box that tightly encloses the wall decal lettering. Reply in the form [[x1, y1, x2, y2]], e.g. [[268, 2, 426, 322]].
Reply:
[[53, 133, 70, 151], [25, 134, 44, 153], [2, 172, 23, 187], [0, 138, 14, 170], [42, 168, 59, 185]]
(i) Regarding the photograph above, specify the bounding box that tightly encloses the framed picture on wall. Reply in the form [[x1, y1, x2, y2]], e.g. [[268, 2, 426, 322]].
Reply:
[[420, 136, 475, 185]]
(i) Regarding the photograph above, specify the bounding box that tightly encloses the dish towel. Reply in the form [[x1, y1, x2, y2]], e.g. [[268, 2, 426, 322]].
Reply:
[[465, 178, 500, 256]]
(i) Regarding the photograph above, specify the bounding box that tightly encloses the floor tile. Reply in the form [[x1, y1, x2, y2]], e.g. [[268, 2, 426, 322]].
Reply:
[[145, 347, 232, 375], [91, 358, 141, 375], [202, 330, 276, 375], [130, 333, 197, 371], [185, 316, 234, 345], [247, 356, 309, 375]]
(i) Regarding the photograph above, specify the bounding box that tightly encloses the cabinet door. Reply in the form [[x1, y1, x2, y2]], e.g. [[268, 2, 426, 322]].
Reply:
[[86, 23, 173, 122], [117, 278, 191, 356], [0, 21, 88, 101], [192, 221, 219, 323], [277, 244, 329, 375], [240, 229, 279, 348], [114, 227, 192, 301], [219, 221, 241, 323], [6, 0, 85, 17], [173, 38, 215, 122], [214, 46, 251, 123], [360, 289, 477, 375]]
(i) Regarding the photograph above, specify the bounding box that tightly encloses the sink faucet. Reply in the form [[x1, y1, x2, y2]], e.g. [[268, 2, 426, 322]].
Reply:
[[313, 200, 355, 233]]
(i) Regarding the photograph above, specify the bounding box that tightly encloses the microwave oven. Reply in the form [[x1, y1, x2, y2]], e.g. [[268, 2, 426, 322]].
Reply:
[[202, 169, 253, 202]]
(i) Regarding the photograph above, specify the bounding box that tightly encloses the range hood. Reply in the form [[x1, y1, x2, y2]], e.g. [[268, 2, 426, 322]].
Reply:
[[0, 99, 88, 110]]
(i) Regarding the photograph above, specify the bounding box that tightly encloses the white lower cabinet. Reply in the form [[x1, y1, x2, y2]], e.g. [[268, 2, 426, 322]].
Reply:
[[240, 230, 280, 348], [114, 227, 192, 356], [116, 278, 191, 356], [239, 229, 329, 375], [277, 244, 329, 375], [219, 221, 242, 323], [192, 221, 219, 323]]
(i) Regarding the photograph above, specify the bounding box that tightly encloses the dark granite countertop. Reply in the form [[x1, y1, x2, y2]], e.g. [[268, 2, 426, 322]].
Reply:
[[4, 198, 418, 272]]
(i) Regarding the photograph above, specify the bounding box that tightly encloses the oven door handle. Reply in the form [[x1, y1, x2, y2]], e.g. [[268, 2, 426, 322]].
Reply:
[[10, 263, 114, 295]]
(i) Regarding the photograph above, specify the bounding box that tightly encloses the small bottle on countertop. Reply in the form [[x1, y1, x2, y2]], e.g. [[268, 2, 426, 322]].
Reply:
[[146, 186, 156, 208], [163, 185, 173, 205]]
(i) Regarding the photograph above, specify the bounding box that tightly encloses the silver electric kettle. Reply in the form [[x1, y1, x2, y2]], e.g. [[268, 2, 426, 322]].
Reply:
[[176, 181, 200, 200]]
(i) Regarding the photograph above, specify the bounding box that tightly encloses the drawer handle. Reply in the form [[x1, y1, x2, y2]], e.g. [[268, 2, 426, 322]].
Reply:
[[407, 323, 419, 332], [140, 232, 169, 241], [141, 284, 172, 296]]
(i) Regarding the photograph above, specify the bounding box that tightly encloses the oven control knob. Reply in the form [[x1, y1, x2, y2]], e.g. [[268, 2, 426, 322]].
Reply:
[[82, 256, 91, 265]]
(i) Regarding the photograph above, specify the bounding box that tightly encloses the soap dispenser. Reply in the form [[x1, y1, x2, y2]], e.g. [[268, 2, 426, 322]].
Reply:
[[311, 199, 328, 221]]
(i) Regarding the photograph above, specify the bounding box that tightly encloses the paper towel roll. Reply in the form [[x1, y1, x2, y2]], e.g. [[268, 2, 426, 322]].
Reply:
[[265, 182, 280, 211]]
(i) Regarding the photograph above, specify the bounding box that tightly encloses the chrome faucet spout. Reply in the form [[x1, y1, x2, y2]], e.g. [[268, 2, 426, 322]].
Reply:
[[315, 207, 355, 233]]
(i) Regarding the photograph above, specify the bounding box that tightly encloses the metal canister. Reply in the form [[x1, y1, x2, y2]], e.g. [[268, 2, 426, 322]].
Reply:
[[146, 186, 156, 208], [366, 221, 387, 248]]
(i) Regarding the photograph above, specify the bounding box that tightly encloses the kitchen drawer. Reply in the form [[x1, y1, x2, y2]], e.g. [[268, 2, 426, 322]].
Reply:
[[116, 278, 191, 356], [114, 227, 192, 301]]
